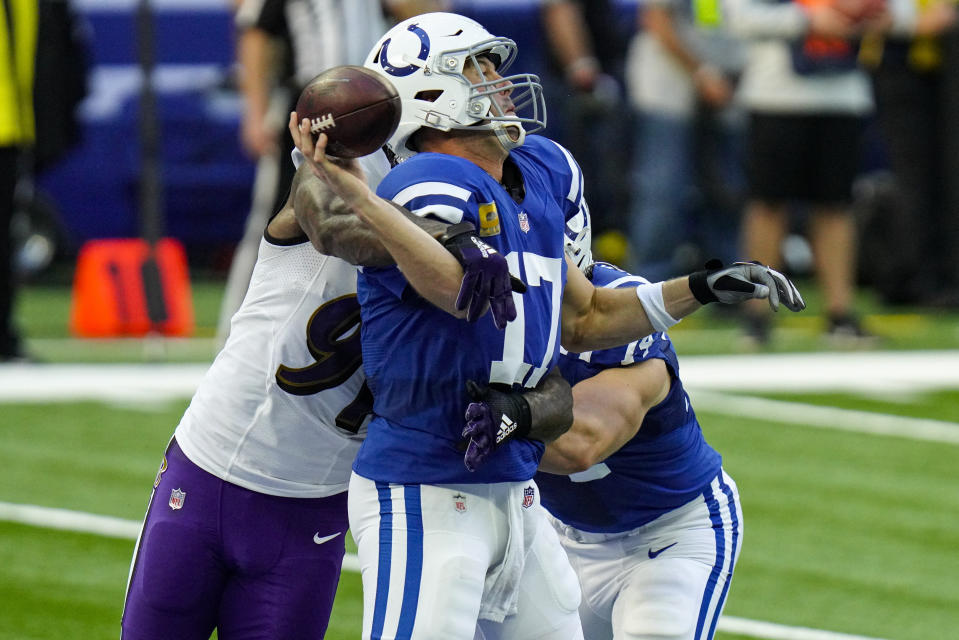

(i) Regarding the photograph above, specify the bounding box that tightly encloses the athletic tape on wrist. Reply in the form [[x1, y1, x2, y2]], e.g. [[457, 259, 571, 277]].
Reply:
[[635, 282, 681, 332]]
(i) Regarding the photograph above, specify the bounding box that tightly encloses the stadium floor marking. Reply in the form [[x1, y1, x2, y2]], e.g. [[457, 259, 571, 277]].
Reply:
[[1, 350, 958, 402], [691, 391, 959, 445], [2, 352, 948, 640], [0, 500, 889, 640]]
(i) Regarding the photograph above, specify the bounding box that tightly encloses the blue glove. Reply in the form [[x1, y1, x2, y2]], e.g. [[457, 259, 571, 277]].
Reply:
[[441, 223, 527, 329], [460, 380, 532, 472]]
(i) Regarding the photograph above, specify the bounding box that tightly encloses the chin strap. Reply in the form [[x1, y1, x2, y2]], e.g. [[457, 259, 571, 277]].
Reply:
[[493, 121, 526, 151]]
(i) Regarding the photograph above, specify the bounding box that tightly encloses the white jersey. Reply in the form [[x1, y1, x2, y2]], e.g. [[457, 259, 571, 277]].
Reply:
[[175, 240, 366, 498], [177, 151, 389, 498]]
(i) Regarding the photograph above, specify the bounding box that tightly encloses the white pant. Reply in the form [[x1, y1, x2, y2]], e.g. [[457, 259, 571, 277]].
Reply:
[[349, 472, 584, 640], [550, 470, 743, 640]]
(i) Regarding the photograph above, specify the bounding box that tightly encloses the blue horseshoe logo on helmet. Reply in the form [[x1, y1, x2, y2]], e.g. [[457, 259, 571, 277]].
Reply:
[[378, 23, 430, 77]]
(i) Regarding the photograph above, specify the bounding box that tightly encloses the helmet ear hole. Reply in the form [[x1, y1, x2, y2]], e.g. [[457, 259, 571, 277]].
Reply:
[[414, 90, 443, 102]]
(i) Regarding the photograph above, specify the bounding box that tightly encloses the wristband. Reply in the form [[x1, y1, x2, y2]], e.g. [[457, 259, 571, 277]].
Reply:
[[635, 282, 681, 332], [439, 221, 476, 246], [688, 258, 725, 305], [487, 384, 533, 443], [688, 271, 715, 305]]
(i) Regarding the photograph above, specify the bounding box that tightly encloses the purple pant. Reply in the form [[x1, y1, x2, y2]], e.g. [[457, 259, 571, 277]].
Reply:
[[121, 439, 349, 640]]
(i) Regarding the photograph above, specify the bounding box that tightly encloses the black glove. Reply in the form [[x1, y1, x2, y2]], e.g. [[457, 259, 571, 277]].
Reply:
[[459, 380, 532, 472], [688, 259, 806, 312], [440, 223, 527, 329]]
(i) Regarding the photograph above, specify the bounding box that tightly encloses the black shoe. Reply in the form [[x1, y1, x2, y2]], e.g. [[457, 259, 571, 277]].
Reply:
[[825, 314, 878, 348]]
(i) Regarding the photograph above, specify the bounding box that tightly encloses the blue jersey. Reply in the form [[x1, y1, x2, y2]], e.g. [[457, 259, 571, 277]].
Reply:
[[536, 263, 722, 533], [353, 136, 586, 484]]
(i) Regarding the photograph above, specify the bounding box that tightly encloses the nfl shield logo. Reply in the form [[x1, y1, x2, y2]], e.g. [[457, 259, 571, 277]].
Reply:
[[169, 488, 186, 510], [453, 493, 467, 513], [518, 212, 530, 233], [522, 486, 535, 509]]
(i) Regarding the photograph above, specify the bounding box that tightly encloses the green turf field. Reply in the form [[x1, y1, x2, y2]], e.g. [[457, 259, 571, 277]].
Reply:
[[2, 278, 958, 639], [15, 274, 959, 361]]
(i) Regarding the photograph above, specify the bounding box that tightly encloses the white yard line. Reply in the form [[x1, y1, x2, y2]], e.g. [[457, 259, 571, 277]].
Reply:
[[3, 352, 949, 640], [717, 617, 890, 640], [678, 350, 959, 394], [0, 501, 142, 539], [0, 363, 208, 403], [2, 350, 958, 403], [0, 501, 890, 640], [690, 390, 959, 445]]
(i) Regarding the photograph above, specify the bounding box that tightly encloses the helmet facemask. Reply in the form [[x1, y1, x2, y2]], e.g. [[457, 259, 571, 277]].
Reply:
[[451, 39, 545, 152]]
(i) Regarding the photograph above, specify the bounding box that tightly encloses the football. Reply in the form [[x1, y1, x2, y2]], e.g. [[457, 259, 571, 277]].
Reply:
[[295, 65, 401, 159]]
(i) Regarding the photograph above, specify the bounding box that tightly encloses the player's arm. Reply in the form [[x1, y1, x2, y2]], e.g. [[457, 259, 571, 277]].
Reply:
[[292, 161, 447, 267], [297, 126, 468, 314], [538, 359, 670, 474], [289, 116, 522, 327], [561, 258, 805, 353], [560, 263, 699, 352], [267, 160, 445, 266], [525, 367, 575, 443], [460, 368, 574, 472]]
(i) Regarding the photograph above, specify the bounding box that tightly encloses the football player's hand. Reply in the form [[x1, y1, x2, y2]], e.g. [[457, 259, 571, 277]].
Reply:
[[289, 113, 366, 190], [441, 223, 527, 329], [459, 380, 532, 472], [689, 259, 806, 312]]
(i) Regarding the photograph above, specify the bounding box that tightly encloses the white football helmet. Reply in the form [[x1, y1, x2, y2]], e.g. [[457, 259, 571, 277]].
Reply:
[[564, 205, 593, 272], [363, 12, 547, 161]]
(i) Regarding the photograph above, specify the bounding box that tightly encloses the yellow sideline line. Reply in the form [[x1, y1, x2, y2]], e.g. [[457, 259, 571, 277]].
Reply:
[[0, 500, 891, 640]]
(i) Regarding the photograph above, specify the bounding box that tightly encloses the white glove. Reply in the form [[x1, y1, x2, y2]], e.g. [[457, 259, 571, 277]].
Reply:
[[688, 260, 806, 312]]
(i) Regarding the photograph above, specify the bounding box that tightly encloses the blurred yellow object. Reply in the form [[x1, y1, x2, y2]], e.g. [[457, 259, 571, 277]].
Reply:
[[693, 0, 723, 28], [0, 0, 38, 145], [909, 0, 943, 69], [859, 0, 950, 71], [593, 230, 630, 267]]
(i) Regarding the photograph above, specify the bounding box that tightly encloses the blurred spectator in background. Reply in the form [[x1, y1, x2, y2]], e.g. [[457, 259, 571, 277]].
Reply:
[[387, 0, 452, 21], [860, 0, 958, 307], [625, 0, 747, 282], [726, 0, 894, 346], [0, 0, 38, 361], [16, 0, 88, 282], [218, 0, 390, 344], [540, 0, 632, 264]]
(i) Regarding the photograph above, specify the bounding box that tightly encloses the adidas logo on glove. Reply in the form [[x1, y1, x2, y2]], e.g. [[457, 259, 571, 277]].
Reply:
[[469, 235, 495, 258], [495, 414, 516, 444]]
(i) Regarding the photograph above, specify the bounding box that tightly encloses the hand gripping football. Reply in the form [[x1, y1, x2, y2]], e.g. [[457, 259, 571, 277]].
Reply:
[[295, 65, 401, 158]]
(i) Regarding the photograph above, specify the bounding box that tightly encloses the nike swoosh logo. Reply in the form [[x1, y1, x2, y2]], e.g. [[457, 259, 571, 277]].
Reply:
[[647, 542, 677, 559], [313, 532, 342, 545]]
